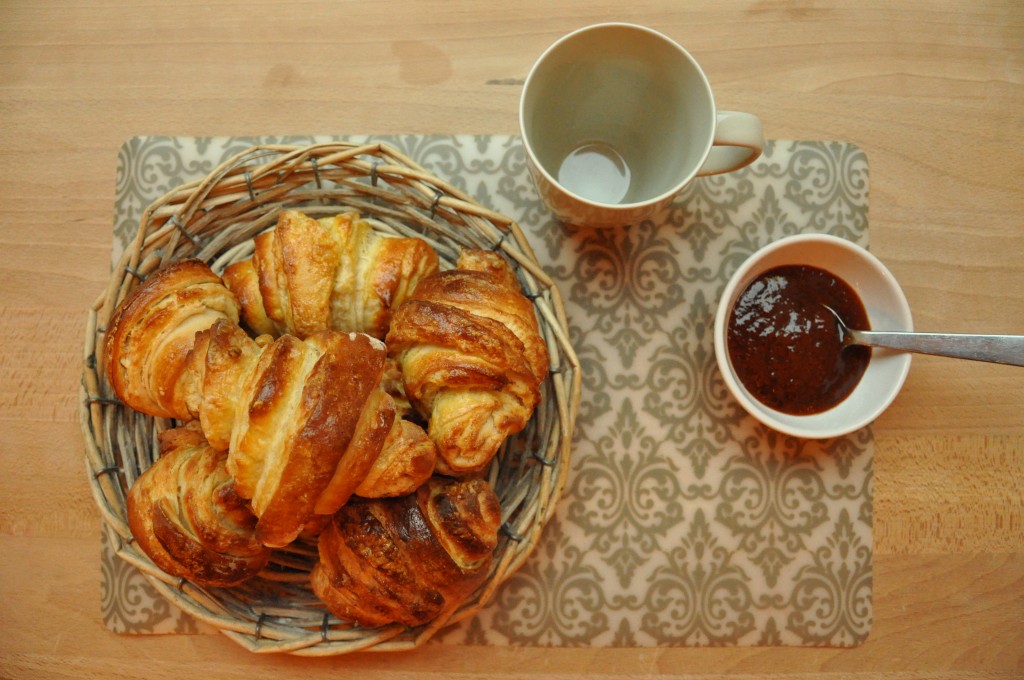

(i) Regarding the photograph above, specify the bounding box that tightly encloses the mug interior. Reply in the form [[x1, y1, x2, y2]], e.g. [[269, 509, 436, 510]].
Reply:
[[521, 24, 715, 206]]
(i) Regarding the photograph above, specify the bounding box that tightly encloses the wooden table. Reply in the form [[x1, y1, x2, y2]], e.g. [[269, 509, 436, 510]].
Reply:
[[2, 1, 1021, 677]]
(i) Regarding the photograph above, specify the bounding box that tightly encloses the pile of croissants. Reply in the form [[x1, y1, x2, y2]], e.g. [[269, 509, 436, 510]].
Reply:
[[104, 209, 548, 628]]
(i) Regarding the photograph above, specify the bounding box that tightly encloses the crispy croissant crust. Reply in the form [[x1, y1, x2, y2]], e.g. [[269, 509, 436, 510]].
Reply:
[[126, 423, 271, 587], [222, 209, 439, 339], [103, 259, 240, 418], [386, 250, 548, 475], [353, 419, 437, 498], [173, 322, 437, 547], [311, 477, 501, 628]]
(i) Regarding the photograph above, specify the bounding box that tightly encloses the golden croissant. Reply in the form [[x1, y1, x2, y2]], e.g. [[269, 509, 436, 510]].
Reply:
[[194, 321, 437, 546], [127, 423, 271, 587], [222, 209, 439, 340], [311, 477, 501, 627], [103, 259, 240, 420], [105, 260, 436, 548], [386, 250, 549, 475]]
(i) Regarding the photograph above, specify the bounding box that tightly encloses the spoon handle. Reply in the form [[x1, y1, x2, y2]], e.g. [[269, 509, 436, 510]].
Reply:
[[851, 329, 1024, 367]]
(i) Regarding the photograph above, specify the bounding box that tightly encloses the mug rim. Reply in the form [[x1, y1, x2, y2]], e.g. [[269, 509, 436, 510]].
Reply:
[[519, 22, 718, 212]]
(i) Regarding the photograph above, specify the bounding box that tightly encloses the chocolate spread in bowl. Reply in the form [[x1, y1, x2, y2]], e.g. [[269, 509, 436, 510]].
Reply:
[[726, 264, 871, 415]]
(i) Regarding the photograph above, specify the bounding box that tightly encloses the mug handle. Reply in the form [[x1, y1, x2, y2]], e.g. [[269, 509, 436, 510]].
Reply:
[[697, 111, 764, 176]]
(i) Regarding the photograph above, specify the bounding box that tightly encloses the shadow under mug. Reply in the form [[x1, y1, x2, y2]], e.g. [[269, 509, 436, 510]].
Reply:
[[519, 23, 764, 228]]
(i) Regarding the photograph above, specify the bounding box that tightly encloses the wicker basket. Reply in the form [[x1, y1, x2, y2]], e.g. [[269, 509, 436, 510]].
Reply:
[[79, 142, 580, 654]]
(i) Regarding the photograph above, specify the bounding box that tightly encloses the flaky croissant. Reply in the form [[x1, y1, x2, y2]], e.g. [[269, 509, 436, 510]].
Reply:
[[386, 250, 549, 475], [105, 261, 436, 548], [103, 259, 240, 419], [175, 320, 436, 547], [127, 423, 271, 587], [222, 209, 439, 340], [311, 477, 501, 628]]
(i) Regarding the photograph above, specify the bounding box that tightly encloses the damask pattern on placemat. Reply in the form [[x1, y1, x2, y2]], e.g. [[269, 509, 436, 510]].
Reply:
[[103, 135, 871, 647]]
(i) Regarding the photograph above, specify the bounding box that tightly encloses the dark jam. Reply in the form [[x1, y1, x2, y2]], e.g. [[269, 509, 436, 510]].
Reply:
[[727, 264, 871, 415]]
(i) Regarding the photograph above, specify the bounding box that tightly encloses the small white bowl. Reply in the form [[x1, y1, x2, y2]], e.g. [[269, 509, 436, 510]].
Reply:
[[713, 233, 913, 439]]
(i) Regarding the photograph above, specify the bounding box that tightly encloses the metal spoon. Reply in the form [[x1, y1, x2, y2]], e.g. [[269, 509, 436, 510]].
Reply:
[[821, 305, 1024, 367]]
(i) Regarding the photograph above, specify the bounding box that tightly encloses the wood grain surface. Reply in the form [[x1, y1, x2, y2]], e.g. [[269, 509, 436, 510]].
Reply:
[[1, 0, 1022, 677]]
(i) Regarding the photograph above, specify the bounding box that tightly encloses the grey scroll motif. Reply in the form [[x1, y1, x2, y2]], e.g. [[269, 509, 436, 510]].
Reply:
[[105, 136, 872, 648]]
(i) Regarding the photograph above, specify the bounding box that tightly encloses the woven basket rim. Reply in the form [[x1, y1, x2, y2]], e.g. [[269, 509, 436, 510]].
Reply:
[[80, 140, 581, 655]]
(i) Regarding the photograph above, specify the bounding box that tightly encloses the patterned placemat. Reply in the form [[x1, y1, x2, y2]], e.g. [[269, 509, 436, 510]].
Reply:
[[102, 135, 872, 647]]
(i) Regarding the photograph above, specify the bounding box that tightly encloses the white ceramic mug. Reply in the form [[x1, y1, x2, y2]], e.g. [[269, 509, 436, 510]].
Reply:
[[520, 23, 764, 227]]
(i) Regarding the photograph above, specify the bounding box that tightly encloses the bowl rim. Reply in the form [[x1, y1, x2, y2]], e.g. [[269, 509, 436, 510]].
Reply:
[[713, 232, 913, 439]]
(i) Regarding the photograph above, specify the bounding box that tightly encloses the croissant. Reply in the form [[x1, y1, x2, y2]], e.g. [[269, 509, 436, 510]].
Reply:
[[103, 259, 240, 419], [311, 477, 501, 628], [178, 321, 436, 547], [386, 250, 549, 475], [104, 261, 436, 547], [126, 423, 271, 587], [222, 209, 439, 339]]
